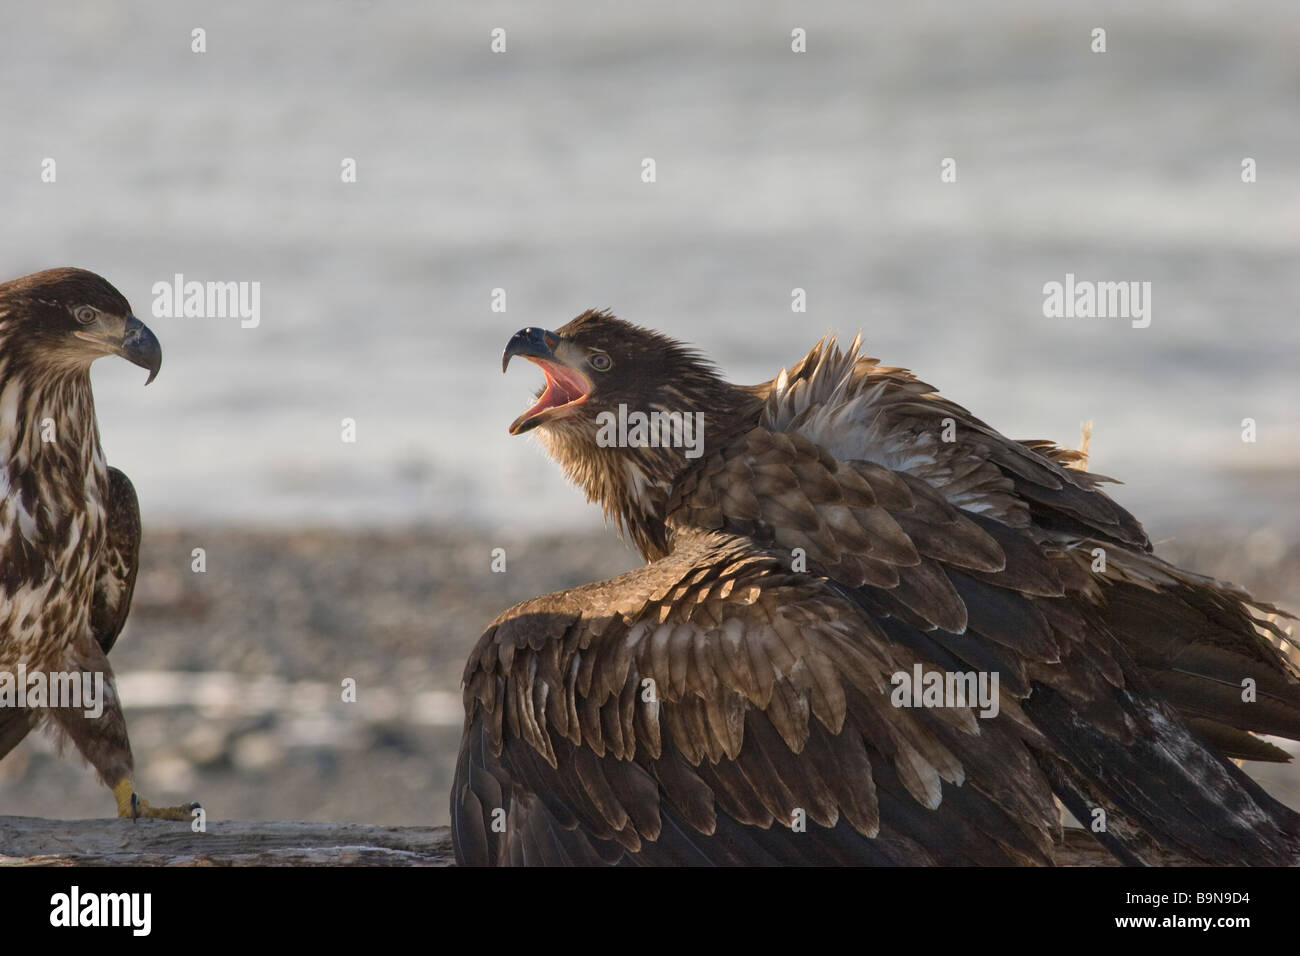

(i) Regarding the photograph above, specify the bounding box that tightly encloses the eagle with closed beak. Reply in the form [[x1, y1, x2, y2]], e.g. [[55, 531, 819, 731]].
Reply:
[[0, 267, 198, 821], [449, 309, 1300, 865]]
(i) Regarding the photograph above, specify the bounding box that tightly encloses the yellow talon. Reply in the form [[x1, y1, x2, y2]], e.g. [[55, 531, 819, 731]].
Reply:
[[112, 778, 135, 816], [112, 778, 201, 821]]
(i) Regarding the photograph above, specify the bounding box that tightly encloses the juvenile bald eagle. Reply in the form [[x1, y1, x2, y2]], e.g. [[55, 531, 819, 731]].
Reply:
[[449, 311, 1300, 865], [0, 267, 197, 820]]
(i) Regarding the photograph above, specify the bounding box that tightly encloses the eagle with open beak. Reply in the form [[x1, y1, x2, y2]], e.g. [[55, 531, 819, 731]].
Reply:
[[451, 309, 1300, 866]]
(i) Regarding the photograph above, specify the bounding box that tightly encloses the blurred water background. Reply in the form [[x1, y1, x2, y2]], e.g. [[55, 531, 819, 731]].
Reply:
[[1, 1, 1298, 827], [0, 0, 1296, 540]]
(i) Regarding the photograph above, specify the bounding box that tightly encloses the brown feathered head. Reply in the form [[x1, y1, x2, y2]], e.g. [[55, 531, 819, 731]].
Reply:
[[501, 310, 758, 554], [0, 267, 161, 386]]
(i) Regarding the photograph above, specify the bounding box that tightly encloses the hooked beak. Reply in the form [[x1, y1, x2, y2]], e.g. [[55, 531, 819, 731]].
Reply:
[[502, 327, 561, 372], [76, 314, 162, 384], [119, 315, 162, 385], [502, 327, 591, 435]]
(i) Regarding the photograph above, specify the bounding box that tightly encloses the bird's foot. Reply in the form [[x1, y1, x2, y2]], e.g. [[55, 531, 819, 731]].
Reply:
[[112, 779, 201, 821]]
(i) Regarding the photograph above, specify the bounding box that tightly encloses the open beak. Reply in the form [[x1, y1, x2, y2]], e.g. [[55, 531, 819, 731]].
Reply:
[[502, 327, 591, 434], [75, 314, 162, 385]]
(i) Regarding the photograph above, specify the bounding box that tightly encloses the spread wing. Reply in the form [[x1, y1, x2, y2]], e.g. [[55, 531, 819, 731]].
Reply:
[[673, 336, 1300, 765], [90, 466, 143, 656], [451, 532, 1300, 865]]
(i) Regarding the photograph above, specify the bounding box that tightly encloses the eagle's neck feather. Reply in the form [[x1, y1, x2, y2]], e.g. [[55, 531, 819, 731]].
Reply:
[[0, 365, 108, 551], [538, 425, 672, 557], [538, 383, 762, 560]]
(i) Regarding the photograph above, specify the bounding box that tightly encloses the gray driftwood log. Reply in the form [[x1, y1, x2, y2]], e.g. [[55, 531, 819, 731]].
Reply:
[[0, 816, 1188, 866], [0, 816, 455, 866]]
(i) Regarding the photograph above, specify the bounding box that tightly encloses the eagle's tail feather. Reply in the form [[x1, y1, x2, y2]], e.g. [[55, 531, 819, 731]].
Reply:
[[1101, 580, 1300, 760], [1025, 685, 1300, 865]]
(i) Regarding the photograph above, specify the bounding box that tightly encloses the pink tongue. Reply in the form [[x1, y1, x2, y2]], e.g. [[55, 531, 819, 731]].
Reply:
[[526, 362, 583, 416], [546, 375, 573, 405]]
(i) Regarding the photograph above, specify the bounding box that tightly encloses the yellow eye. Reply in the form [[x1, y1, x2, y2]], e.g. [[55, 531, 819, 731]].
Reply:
[[74, 306, 96, 324], [589, 352, 612, 371]]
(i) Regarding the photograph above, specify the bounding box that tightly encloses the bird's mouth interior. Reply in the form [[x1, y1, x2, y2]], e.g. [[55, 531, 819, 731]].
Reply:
[[510, 358, 591, 434]]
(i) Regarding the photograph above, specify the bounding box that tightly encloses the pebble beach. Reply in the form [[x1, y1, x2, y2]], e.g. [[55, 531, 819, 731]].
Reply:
[[1, 521, 1296, 827]]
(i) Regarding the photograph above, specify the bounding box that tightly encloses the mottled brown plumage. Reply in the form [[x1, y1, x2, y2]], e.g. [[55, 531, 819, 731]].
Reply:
[[453, 312, 1300, 865], [0, 267, 195, 820]]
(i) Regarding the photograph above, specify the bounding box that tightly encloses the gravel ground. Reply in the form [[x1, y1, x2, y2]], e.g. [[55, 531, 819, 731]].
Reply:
[[0, 523, 1296, 827], [0, 526, 638, 827]]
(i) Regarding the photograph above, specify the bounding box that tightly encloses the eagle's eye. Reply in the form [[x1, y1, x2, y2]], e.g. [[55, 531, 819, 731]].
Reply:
[[73, 306, 97, 325], [588, 352, 612, 371]]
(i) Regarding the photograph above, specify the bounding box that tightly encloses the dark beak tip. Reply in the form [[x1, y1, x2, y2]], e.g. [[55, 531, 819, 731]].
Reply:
[[122, 315, 162, 386], [502, 327, 559, 370], [503, 327, 562, 434]]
